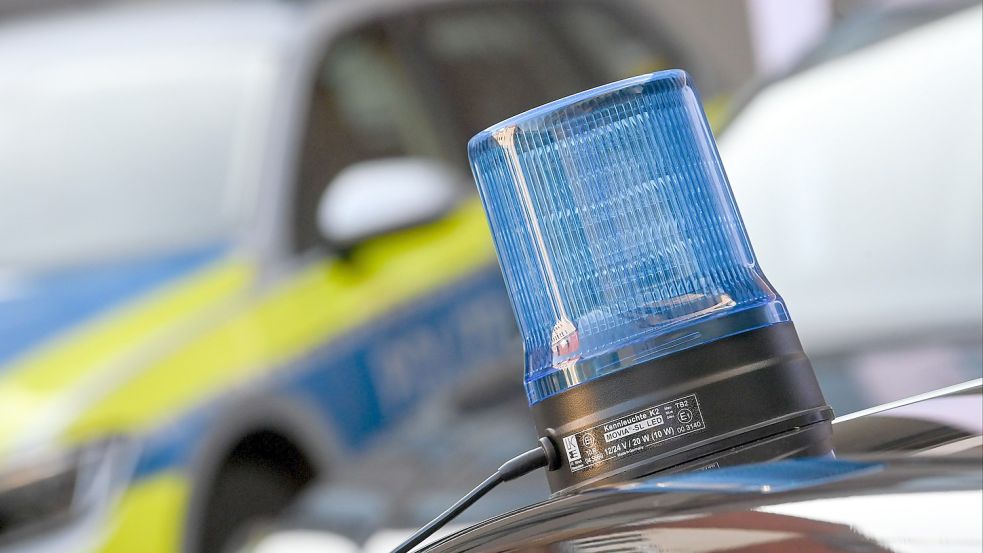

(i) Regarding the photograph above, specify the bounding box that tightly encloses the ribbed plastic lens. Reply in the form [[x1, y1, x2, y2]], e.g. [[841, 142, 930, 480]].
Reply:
[[468, 70, 789, 404]]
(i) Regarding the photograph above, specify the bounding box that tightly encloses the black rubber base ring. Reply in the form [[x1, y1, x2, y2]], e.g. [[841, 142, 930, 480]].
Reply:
[[532, 322, 834, 494]]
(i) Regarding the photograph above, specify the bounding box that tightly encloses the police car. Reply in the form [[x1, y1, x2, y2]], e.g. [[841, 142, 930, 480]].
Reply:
[[0, 1, 688, 552], [237, 4, 983, 551]]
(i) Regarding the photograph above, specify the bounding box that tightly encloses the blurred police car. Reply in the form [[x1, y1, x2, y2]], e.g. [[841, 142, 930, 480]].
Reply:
[[0, 1, 686, 552], [240, 4, 982, 552]]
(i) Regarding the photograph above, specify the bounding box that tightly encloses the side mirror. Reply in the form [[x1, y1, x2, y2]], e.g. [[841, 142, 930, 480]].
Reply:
[[317, 158, 463, 248]]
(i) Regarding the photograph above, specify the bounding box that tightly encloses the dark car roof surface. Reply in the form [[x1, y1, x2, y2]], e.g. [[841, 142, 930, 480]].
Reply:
[[426, 380, 983, 552]]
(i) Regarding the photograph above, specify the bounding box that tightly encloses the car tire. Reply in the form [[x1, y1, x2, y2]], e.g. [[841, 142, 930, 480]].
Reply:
[[198, 459, 308, 553]]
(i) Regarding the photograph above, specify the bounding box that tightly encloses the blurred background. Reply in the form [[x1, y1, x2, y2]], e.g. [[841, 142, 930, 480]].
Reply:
[[0, 0, 979, 552]]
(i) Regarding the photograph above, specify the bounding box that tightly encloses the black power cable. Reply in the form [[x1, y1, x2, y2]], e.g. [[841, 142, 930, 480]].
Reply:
[[391, 437, 560, 553]]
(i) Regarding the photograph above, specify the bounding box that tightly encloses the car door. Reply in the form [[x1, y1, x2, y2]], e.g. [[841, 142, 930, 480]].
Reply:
[[284, 18, 517, 442], [283, 0, 691, 444]]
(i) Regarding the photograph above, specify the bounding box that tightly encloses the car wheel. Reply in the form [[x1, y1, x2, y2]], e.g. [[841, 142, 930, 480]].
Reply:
[[198, 459, 310, 553]]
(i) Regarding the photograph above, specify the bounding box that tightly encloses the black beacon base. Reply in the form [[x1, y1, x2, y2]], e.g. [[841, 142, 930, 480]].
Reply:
[[532, 322, 834, 495]]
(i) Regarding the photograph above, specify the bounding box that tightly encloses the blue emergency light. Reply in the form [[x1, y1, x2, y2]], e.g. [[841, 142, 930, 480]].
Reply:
[[469, 71, 832, 493]]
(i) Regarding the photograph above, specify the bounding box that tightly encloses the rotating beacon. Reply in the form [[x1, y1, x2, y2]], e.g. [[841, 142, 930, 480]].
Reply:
[[468, 70, 833, 494]]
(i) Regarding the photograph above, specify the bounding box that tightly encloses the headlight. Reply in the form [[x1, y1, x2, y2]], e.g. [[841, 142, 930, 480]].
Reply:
[[0, 437, 137, 544]]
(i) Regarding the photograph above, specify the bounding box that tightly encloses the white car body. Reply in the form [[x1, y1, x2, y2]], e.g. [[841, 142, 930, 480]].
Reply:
[[719, 6, 983, 355]]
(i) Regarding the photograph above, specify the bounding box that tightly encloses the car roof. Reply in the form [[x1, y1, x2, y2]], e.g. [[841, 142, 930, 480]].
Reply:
[[0, 2, 306, 57], [0, 0, 499, 54]]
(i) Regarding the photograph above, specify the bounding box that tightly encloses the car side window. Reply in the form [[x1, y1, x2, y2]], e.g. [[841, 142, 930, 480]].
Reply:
[[293, 25, 445, 253], [552, 3, 675, 84], [552, 3, 725, 125], [412, 4, 591, 141]]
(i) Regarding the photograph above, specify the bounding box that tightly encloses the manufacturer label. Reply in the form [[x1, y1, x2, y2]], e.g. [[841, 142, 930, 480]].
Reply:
[[563, 394, 706, 472]]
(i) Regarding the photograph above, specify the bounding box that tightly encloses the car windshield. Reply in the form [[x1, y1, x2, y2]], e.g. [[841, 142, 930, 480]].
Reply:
[[0, 42, 276, 270]]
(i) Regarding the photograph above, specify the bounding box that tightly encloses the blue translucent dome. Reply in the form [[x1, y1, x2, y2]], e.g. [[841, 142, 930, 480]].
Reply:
[[468, 70, 788, 404]]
